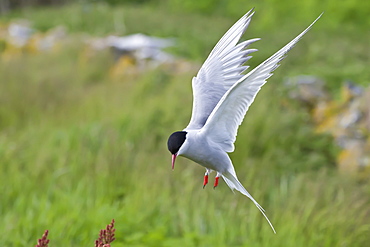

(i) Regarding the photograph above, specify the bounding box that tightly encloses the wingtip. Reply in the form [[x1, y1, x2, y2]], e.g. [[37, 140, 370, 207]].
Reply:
[[239, 8, 256, 36], [243, 8, 255, 20], [289, 12, 323, 44], [311, 12, 324, 26]]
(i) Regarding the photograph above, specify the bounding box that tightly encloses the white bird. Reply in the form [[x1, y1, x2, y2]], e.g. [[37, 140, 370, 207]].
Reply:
[[167, 9, 322, 233]]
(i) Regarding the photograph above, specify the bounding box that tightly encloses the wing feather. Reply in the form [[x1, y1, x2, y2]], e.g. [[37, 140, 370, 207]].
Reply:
[[185, 9, 259, 131], [201, 13, 323, 152]]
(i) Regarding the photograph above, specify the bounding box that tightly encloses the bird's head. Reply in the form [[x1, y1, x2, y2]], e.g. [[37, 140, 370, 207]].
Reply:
[[167, 131, 187, 170]]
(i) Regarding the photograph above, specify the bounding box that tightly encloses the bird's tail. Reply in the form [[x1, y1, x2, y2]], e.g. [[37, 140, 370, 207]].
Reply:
[[222, 171, 276, 233]]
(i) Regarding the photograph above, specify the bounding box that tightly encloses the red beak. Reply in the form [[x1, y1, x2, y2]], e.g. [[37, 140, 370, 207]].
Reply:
[[171, 154, 177, 170]]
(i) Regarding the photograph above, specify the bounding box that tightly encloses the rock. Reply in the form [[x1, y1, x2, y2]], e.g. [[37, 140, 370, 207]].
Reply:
[[287, 75, 370, 177]]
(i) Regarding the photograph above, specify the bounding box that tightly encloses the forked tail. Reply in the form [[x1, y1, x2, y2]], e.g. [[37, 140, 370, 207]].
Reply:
[[222, 171, 276, 233]]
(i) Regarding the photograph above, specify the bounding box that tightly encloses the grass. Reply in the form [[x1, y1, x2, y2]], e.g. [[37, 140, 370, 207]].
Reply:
[[0, 1, 369, 246]]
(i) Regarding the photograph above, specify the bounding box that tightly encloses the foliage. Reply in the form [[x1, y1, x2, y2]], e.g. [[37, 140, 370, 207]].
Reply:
[[95, 219, 116, 247], [0, 1, 369, 246], [34, 219, 116, 247], [164, 0, 370, 29], [1, 2, 368, 87], [35, 230, 50, 247]]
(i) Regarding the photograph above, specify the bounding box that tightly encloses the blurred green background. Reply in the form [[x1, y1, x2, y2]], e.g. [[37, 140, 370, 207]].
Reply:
[[0, 0, 369, 246]]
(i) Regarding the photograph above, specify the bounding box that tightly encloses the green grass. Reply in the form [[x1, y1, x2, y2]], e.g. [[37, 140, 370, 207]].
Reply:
[[0, 1, 369, 246], [2, 1, 369, 84]]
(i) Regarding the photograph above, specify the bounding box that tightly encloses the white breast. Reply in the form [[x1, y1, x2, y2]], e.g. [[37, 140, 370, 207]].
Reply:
[[178, 130, 232, 173]]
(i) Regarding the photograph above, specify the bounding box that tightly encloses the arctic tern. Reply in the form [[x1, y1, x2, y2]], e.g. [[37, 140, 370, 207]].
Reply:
[[167, 9, 322, 233]]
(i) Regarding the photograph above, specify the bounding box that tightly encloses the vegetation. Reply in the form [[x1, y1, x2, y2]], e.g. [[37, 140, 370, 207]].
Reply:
[[0, 1, 369, 246]]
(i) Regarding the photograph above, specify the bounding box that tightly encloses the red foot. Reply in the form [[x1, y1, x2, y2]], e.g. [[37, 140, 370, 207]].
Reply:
[[214, 177, 220, 188], [203, 175, 209, 188]]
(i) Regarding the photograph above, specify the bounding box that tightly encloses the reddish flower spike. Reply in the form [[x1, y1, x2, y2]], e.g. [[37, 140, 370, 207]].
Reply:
[[95, 219, 116, 247], [35, 230, 50, 247]]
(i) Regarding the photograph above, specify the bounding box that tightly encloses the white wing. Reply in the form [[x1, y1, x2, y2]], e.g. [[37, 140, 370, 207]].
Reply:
[[201, 14, 323, 152], [185, 9, 260, 130]]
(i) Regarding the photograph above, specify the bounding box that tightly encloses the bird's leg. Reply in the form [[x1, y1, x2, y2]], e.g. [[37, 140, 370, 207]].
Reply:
[[203, 169, 211, 188], [214, 172, 221, 189]]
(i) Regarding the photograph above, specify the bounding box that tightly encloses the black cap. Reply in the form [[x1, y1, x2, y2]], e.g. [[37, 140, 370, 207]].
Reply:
[[167, 131, 187, 154]]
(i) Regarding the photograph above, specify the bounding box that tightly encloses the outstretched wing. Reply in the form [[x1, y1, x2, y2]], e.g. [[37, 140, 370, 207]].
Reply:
[[185, 9, 260, 131], [201, 14, 323, 152]]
